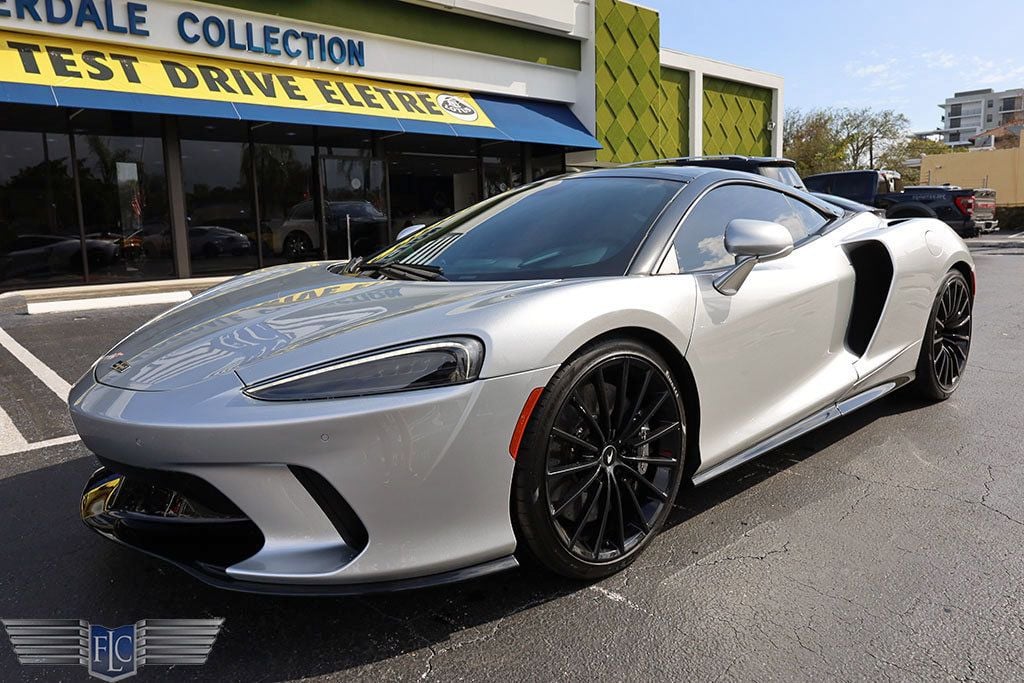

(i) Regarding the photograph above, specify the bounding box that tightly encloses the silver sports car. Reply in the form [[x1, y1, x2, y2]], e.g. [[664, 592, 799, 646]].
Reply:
[[72, 166, 975, 594]]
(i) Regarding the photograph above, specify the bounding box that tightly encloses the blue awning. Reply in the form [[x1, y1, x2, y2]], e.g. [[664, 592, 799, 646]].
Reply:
[[0, 82, 601, 150]]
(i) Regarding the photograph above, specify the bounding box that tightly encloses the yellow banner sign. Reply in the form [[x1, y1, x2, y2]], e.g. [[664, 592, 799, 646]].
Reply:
[[0, 28, 495, 127]]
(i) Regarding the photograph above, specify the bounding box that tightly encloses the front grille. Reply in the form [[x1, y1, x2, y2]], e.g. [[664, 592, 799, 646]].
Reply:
[[89, 458, 264, 567]]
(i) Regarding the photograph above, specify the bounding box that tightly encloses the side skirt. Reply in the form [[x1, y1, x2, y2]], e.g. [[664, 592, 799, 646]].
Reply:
[[691, 377, 912, 486]]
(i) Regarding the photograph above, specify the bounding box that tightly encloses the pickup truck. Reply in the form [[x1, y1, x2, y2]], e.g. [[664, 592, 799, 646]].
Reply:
[[803, 170, 980, 238], [972, 188, 998, 232]]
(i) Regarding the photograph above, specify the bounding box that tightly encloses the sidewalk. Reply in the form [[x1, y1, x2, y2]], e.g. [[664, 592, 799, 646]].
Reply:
[[0, 277, 230, 315]]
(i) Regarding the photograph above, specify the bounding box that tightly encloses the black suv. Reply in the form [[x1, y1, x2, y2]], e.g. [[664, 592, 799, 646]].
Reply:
[[653, 155, 806, 188], [622, 156, 878, 214]]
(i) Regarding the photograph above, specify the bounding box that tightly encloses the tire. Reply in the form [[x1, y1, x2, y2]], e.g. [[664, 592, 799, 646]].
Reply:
[[282, 232, 314, 261], [201, 242, 221, 259], [911, 270, 972, 401], [885, 203, 935, 220], [512, 339, 686, 580]]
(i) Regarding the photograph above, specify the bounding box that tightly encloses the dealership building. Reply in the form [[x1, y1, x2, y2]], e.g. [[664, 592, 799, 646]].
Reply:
[[0, 0, 783, 291]]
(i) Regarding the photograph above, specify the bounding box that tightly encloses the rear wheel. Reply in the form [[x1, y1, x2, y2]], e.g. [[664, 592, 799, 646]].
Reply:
[[512, 340, 686, 580], [912, 270, 972, 401]]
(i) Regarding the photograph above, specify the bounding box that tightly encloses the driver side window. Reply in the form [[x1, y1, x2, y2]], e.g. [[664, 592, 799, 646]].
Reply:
[[665, 184, 828, 273]]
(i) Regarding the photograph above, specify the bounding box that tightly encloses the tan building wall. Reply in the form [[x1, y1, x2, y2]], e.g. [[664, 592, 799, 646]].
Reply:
[[920, 144, 1024, 206]]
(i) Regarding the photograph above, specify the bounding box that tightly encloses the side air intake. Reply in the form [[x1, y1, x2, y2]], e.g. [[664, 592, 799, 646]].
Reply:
[[844, 241, 894, 357]]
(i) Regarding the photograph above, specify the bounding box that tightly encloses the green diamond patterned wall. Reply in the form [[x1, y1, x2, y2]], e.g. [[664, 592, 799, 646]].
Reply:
[[659, 67, 689, 157], [594, 0, 662, 163], [703, 76, 772, 156]]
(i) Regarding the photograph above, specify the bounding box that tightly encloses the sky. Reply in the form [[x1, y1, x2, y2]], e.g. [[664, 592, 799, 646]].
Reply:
[[641, 0, 1024, 132]]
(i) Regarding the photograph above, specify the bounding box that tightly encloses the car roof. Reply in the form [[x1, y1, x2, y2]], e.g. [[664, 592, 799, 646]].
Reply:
[[569, 166, 719, 182], [566, 166, 843, 218]]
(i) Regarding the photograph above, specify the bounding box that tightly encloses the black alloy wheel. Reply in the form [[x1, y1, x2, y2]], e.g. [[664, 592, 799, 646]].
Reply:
[[283, 232, 314, 261], [513, 340, 686, 580], [913, 270, 973, 400]]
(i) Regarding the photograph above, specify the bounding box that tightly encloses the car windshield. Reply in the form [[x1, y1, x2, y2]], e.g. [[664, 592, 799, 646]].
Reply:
[[365, 176, 681, 281]]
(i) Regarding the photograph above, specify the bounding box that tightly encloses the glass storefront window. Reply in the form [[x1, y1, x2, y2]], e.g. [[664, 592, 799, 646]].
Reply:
[[530, 145, 567, 182], [251, 124, 316, 266], [0, 107, 81, 289], [482, 142, 524, 199], [73, 111, 174, 283], [1, 103, 572, 291], [180, 119, 258, 276], [385, 135, 481, 238], [321, 156, 388, 259]]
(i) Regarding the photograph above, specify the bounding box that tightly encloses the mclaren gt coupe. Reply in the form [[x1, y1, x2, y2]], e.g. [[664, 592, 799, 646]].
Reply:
[[73, 166, 975, 594]]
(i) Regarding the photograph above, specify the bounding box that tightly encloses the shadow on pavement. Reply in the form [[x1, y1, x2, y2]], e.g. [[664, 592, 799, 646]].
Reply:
[[0, 391, 931, 682]]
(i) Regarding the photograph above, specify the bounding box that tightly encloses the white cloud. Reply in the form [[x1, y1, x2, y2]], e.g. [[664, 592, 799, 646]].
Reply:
[[843, 58, 905, 91], [919, 50, 957, 69], [976, 63, 1024, 85], [844, 60, 896, 78]]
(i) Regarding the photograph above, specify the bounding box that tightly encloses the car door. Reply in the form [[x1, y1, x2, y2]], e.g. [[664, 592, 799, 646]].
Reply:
[[661, 182, 860, 471]]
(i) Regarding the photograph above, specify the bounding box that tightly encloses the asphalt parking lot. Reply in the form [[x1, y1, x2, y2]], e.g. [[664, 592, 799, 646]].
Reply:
[[0, 233, 1022, 682]]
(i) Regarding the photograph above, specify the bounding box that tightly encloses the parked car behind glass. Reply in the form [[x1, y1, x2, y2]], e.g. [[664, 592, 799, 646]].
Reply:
[[272, 200, 388, 260]]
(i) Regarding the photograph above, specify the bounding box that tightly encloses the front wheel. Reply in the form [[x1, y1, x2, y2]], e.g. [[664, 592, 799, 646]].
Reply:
[[512, 339, 686, 580], [282, 232, 314, 261], [912, 270, 973, 401]]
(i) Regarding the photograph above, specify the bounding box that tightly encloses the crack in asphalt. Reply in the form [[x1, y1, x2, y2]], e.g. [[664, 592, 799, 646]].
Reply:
[[837, 483, 874, 524], [693, 540, 792, 568], [835, 467, 1024, 529], [354, 592, 555, 681], [352, 598, 440, 680]]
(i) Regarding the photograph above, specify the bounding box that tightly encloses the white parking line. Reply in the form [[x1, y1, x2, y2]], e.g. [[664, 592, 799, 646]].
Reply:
[[0, 404, 80, 457], [0, 326, 72, 402], [27, 290, 191, 315], [1008, 231, 1024, 239], [0, 407, 80, 456], [0, 405, 29, 456], [0, 325, 80, 456]]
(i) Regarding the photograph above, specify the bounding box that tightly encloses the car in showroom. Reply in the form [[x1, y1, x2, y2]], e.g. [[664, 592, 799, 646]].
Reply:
[[271, 200, 389, 260], [0, 233, 119, 282], [73, 166, 974, 594]]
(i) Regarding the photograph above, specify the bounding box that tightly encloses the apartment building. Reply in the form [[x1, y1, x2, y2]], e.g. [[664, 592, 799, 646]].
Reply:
[[940, 87, 1024, 145]]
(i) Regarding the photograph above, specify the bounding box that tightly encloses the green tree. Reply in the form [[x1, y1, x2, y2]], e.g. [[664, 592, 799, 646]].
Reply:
[[783, 107, 912, 177], [834, 108, 909, 169], [783, 109, 846, 176]]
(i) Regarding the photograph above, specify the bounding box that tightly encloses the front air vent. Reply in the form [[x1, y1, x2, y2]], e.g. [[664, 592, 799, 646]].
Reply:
[[288, 465, 369, 552]]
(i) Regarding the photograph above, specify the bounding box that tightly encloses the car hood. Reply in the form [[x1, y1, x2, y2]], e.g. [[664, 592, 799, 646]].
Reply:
[[93, 262, 549, 391]]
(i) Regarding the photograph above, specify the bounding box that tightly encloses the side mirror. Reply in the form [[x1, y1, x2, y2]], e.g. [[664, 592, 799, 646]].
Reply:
[[395, 224, 426, 243], [713, 219, 794, 295]]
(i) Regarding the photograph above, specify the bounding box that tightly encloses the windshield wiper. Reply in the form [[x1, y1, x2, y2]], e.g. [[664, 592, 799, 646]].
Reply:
[[354, 262, 448, 281]]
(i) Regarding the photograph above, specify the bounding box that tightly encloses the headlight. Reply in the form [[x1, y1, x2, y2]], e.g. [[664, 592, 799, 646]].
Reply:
[[243, 337, 484, 401]]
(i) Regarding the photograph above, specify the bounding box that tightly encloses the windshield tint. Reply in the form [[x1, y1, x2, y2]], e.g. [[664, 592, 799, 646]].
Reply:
[[367, 176, 681, 281], [761, 166, 804, 189]]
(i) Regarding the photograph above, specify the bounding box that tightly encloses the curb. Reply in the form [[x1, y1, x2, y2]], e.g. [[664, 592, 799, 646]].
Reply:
[[0, 277, 230, 315]]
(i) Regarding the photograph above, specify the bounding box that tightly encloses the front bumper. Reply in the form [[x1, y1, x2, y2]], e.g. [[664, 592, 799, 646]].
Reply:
[[71, 365, 556, 592], [81, 466, 518, 595]]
